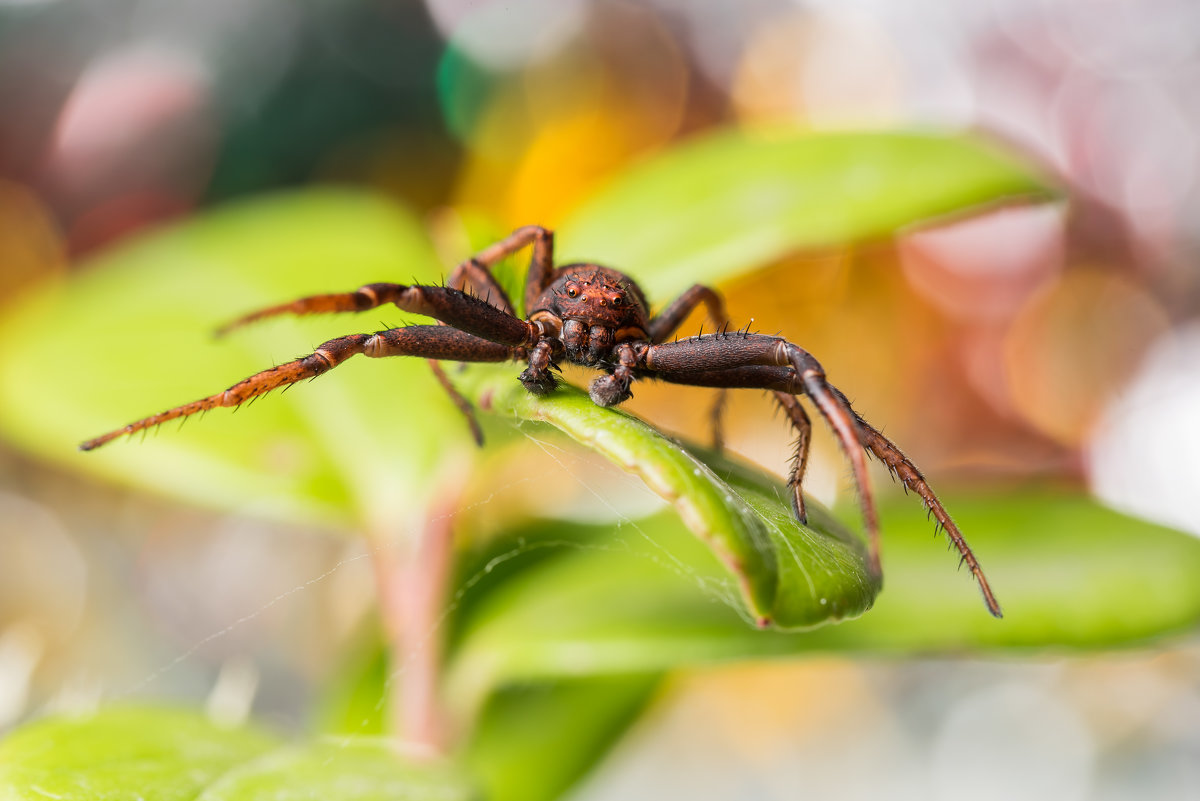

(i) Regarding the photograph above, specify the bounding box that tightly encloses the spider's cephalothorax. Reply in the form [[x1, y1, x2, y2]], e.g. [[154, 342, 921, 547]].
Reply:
[[81, 225, 1002, 618], [530, 265, 650, 366]]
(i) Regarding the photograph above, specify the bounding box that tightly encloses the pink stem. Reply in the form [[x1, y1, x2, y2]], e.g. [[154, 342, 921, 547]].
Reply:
[[370, 492, 459, 754]]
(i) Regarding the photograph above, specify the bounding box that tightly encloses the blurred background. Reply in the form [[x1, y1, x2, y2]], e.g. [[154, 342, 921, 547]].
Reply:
[[1, 0, 1198, 799]]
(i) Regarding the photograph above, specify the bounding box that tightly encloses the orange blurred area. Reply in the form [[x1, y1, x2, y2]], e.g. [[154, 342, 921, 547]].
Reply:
[[1004, 268, 1169, 446], [0, 181, 66, 300]]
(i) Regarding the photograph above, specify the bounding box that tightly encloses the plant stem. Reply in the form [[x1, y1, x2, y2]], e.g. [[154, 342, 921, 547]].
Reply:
[[370, 487, 461, 754]]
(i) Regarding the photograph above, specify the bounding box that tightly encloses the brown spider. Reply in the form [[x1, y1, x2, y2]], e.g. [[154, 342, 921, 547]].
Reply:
[[81, 225, 1001, 617]]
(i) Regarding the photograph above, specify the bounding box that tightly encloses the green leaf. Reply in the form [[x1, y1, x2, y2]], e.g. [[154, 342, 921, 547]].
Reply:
[[464, 675, 660, 801], [0, 707, 478, 801], [320, 640, 659, 801], [0, 707, 278, 801], [558, 129, 1056, 296], [801, 491, 1200, 651], [452, 367, 881, 631], [0, 190, 465, 531], [444, 490, 1200, 692], [196, 738, 478, 801]]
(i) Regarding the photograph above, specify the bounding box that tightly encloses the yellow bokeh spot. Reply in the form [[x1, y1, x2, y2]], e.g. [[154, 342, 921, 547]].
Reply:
[[0, 182, 67, 304]]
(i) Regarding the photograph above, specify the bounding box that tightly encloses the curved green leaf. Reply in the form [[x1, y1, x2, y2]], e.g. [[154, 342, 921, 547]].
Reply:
[[0, 191, 465, 531], [444, 490, 1200, 693], [558, 129, 1056, 296], [0, 707, 278, 801], [453, 366, 880, 630]]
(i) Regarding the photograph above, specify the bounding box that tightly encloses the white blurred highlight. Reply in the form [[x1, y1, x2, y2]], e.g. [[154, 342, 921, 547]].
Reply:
[[206, 656, 260, 728], [0, 624, 43, 729], [1088, 324, 1200, 538], [425, 0, 587, 70], [899, 204, 1066, 322], [932, 683, 1095, 801], [801, 12, 904, 128]]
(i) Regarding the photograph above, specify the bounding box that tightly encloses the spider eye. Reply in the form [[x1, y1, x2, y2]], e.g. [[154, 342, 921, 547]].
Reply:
[[566, 287, 579, 298]]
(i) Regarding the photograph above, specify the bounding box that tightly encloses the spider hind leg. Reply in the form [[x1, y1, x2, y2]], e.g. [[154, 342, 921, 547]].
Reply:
[[641, 332, 1002, 615]]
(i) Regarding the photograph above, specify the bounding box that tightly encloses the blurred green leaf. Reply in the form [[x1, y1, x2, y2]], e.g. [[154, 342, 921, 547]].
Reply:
[[0, 707, 476, 801], [0, 707, 278, 801], [559, 129, 1056, 296], [321, 639, 659, 801], [445, 490, 1200, 693], [321, 639, 390, 738], [0, 191, 464, 531], [464, 675, 661, 801], [196, 738, 477, 801]]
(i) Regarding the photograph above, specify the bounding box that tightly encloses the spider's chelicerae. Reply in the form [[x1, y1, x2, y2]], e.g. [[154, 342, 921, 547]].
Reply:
[[82, 225, 1001, 617]]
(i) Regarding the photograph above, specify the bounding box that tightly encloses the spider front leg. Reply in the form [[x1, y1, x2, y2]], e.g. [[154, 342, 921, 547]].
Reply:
[[642, 332, 882, 576], [209, 281, 538, 442], [518, 339, 562, 395], [80, 326, 516, 451], [648, 284, 731, 449], [589, 342, 640, 407]]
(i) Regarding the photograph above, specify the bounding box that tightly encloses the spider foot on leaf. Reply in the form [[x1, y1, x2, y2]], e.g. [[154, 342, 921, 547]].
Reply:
[[519, 367, 558, 395], [588, 374, 632, 407]]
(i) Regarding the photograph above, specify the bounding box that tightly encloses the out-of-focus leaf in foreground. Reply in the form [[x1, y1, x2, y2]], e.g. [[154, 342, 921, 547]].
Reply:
[[444, 490, 1200, 694], [321, 642, 661, 801], [559, 129, 1056, 296], [463, 675, 660, 801], [196, 738, 478, 801], [0, 707, 476, 801], [0, 191, 460, 531], [0, 707, 277, 801]]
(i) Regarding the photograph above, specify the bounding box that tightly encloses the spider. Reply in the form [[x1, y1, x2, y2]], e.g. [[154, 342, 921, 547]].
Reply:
[[81, 225, 1001, 617]]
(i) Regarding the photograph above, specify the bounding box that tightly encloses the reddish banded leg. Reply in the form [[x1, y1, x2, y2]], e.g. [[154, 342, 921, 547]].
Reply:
[[80, 326, 515, 451]]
